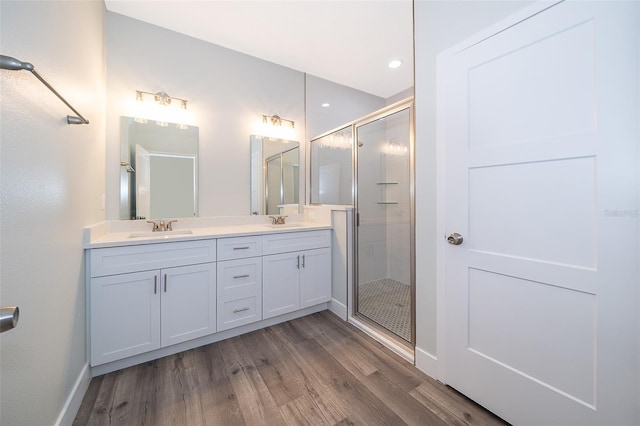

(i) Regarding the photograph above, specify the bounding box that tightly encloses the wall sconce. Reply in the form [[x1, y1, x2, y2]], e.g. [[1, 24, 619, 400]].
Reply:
[[262, 114, 294, 129]]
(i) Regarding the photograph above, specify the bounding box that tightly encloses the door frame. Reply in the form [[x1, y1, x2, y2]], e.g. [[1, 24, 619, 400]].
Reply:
[[435, 0, 565, 382]]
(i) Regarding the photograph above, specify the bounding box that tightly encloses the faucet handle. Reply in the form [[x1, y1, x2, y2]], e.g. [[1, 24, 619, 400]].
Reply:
[[146, 220, 159, 232], [269, 215, 287, 225], [166, 219, 178, 231]]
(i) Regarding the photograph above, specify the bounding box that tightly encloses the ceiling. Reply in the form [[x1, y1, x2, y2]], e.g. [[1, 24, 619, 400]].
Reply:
[[104, 0, 414, 99]]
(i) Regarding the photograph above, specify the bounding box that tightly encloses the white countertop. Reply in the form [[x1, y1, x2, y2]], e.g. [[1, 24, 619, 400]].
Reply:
[[84, 216, 332, 249]]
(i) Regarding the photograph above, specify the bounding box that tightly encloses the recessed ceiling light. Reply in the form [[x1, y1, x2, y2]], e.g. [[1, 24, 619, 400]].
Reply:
[[321, 103, 330, 108], [388, 59, 403, 69]]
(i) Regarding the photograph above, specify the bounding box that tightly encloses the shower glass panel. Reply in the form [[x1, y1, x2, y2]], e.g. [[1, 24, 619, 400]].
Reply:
[[355, 106, 413, 343], [310, 126, 353, 205]]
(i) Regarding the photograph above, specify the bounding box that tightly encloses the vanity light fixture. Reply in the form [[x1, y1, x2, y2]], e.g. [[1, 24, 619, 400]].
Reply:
[[262, 114, 294, 129], [135, 89, 190, 129], [135, 90, 188, 110]]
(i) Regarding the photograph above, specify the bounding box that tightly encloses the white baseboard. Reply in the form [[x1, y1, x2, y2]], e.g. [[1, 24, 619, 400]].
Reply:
[[415, 346, 438, 380], [328, 298, 347, 320], [55, 363, 91, 426]]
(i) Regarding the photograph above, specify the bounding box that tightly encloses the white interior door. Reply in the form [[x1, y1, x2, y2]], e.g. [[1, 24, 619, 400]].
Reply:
[[135, 144, 151, 219], [439, 1, 639, 425]]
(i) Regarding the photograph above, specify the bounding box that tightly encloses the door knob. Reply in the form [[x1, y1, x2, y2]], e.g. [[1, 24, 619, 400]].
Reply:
[[447, 233, 463, 245]]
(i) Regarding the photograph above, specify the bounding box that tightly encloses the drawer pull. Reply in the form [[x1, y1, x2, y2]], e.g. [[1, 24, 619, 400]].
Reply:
[[154, 275, 157, 294], [233, 274, 250, 279], [233, 307, 250, 313], [233, 246, 250, 250], [164, 274, 167, 292]]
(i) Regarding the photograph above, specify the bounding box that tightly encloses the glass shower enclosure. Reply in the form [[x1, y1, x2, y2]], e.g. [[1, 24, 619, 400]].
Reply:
[[354, 102, 414, 344], [309, 99, 414, 346]]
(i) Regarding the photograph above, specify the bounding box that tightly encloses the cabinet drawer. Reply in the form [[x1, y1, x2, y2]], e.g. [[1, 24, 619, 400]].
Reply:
[[217, 257, 262, 331], [217, 258, 262, 294], [262, 230, 330, 255], [217, 295, 261, 332], [217, 236, 262, 261], [90, 240, 217, 277]]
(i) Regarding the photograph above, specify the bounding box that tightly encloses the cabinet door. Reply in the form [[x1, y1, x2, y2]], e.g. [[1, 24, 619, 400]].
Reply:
[[91, 270, 160, 365], [300, 247, 332, 308], [263, 252, 300, 319], [160, 263, 216, 347], [217, 257, 262, 331]]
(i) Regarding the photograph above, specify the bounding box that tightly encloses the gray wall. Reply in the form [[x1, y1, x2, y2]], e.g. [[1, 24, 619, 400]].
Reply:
[[305, 74, 385, 141], [414, 0, 533, 359], [0, 1, 106, 424], [105, 12, 306, 219]]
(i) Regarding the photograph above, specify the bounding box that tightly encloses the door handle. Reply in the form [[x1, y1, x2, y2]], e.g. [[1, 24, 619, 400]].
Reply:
[[0, 306, 19, 333], [447, 233, 464, 245]]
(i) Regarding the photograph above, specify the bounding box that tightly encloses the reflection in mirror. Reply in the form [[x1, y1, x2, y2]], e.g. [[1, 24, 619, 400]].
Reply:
[[250, 135, 300, 215], [310, 126, 353, 205], [120, 117, 199, 220]]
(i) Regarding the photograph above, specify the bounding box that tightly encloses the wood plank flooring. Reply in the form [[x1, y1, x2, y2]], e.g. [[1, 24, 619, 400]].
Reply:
[[74, 311, 508, 426]]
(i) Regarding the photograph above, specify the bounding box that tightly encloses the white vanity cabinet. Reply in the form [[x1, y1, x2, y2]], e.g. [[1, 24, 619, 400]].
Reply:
[[160, 263, 217, 347], [89, 240, 217, 366], [262, 231, 331, 319], [91, 270, 161, 364], [87, 227, 332, 372], [216, 236, 263, 331]]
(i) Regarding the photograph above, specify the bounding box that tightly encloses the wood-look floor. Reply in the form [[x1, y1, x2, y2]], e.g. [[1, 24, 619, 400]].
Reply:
[[74, 311, 507, 426]]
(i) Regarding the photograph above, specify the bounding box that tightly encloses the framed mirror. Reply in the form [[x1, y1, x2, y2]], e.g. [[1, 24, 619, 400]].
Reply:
[[250, 135, 300, 216], [120, 116, 199, 220]]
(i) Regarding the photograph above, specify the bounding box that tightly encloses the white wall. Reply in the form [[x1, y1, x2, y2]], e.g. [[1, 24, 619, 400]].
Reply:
[[0, 1, 106, 424], [105, 12, 306, 219], [413, 0, 533, 362]]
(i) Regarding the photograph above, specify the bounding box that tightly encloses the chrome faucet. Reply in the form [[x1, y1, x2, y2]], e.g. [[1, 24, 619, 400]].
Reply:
[[269, 215, 287, 225], [147, 219, 178, 232]]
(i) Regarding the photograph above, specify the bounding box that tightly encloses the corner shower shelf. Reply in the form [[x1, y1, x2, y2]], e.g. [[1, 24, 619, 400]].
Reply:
[[377, 201, 399, 205]]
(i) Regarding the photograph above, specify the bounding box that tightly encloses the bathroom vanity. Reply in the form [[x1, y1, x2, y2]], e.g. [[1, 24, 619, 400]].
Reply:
[[85, 220, 331, 375]]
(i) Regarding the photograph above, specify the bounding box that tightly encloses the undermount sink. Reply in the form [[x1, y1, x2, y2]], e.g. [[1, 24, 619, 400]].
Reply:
[[128, 229, 193, 238], [264, 223, 304, 228]]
